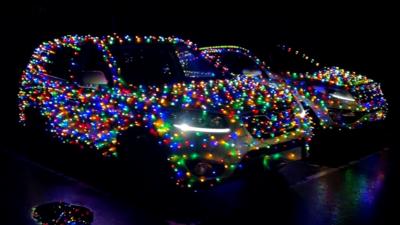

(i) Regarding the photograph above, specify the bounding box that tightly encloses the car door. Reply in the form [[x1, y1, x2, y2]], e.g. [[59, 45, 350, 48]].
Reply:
[[66, 41, 121, 156], [34, 38, 119, 157]]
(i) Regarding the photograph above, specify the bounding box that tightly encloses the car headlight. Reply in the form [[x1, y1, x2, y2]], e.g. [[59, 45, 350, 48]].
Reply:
[[328, 89, 355, 102], [172, 111, 231, 133], [173, 123, 231, 133]]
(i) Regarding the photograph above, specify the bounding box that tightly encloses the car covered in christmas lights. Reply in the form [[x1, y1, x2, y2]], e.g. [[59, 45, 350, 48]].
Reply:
[[200, 45, 388, 129], [18, 34, 311, 188]]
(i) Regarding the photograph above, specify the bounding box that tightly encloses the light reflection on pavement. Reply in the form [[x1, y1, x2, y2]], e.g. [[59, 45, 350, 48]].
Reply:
[[0, 149, 159, 225], [0, 147, 397, 225]]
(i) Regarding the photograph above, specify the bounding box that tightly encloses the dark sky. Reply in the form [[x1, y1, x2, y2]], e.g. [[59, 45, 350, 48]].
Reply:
[[1, 1, 398, 135]]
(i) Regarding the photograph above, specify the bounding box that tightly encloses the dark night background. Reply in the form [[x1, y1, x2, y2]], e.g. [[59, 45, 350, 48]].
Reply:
[[1, 1, 398, 139], [1, 1, 399, 224]]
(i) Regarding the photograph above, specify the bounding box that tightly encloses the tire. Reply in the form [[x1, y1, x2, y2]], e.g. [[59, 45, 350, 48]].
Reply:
[[116, 126, 173, 190], [19, 107, 50, 156]]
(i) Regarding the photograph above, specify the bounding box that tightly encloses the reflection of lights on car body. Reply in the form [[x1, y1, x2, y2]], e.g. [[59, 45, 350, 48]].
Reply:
[[200, 45, 388, 129], [299, 108, 307, 118]]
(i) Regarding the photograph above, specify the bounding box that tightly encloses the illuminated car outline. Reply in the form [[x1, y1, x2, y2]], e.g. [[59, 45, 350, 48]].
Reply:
[[18, 35, 312, 188], [200, 45, 388, 129]]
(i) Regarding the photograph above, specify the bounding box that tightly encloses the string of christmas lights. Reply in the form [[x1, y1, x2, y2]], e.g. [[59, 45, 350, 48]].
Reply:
[[277, 44, 321, 67]]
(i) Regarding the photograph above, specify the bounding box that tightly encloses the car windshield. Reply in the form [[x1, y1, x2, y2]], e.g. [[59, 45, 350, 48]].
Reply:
[[175, 45, 224, 80], [209, 51, 263, 77]]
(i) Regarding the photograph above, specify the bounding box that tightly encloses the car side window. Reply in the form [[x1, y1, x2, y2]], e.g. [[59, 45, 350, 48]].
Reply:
[[110, 43, 183, 85], [45, 42, 112, 87], [46, 47, 76, 80], [72, 43, 113, 86]]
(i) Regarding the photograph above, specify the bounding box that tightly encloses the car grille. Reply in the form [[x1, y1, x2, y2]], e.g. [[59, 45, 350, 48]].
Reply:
[[328, 108, 365, 124], [242, 109, 297, 139]]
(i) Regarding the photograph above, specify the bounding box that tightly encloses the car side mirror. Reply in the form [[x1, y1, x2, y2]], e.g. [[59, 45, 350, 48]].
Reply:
[[78, 70, 109, 88]]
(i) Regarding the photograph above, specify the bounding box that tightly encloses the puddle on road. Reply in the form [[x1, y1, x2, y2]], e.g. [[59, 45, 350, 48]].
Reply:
[[32, 202, 93, 225]]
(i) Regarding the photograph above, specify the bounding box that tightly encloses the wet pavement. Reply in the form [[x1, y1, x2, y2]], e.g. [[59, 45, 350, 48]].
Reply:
[[0, 149, 161, 225], [293, 149, 396, 225], [1, 122, 398, 225], [1, 149, 397, 225]]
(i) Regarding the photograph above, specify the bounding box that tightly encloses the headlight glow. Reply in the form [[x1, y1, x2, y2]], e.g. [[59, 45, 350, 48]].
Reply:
[[330, 93, 356, 102], [173, 123, 231, 133]]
